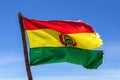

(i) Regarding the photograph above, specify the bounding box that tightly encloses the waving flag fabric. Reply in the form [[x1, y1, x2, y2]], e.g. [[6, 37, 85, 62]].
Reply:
[[23, 17, 103, 69]]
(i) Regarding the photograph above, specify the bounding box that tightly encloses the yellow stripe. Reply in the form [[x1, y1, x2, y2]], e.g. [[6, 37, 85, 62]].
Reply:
[[26, 29, 103, 49], [67, 33, 103, 49]]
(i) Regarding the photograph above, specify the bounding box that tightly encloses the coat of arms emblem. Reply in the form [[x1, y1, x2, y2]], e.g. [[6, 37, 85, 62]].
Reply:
[[59, 34, 77, 47]]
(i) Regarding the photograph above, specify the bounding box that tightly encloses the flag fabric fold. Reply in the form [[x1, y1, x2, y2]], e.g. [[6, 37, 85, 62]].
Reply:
[[23, 17, 103, 69]]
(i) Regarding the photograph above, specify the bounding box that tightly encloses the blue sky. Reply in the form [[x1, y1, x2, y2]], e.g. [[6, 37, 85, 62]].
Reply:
[[0, 0, 120, 80]]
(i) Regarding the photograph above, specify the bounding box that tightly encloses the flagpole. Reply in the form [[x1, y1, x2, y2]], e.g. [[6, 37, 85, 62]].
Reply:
[[18, 12, 33, 80]]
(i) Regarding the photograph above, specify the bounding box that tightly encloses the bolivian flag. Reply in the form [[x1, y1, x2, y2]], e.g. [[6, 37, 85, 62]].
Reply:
[[23, 17, 103, 69]]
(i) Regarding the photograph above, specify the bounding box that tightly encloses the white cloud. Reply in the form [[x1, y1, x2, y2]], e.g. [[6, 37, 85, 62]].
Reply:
[[34, 70, 120, 80], [100, 44, 120, 61], [102, 44, 120, 53], [0, 79, 24, 80], [0, 69, 120, 80], [0, 52, 24, 65], [33, 69, 120, 80]]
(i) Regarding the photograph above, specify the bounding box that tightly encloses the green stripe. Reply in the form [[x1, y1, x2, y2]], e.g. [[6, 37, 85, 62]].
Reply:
[[30, 47, 103, 69]]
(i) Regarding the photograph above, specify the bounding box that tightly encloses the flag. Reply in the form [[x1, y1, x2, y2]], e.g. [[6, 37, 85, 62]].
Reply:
[[23, 17, 103, 69]]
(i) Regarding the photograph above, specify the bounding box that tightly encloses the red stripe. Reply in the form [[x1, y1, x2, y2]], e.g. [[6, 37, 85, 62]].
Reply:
[[23, 17, 94, 34]]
